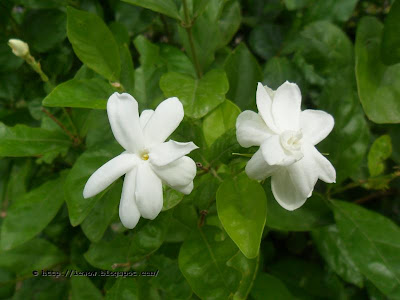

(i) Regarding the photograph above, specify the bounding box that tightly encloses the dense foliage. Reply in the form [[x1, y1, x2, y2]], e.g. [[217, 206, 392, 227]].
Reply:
[[0, 0, 400, 299]]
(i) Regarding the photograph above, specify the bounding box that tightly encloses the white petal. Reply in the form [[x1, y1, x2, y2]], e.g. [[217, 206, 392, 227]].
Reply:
[[143, 97, 184, 147], [245, 149, 280, 180], [307, 144, 336, 183], [119, 168, 141, 229], [256, 82, 279, 133], [149, 140, 198, 167], [260, 135, 301, 166], [140, 109, 154, 129], [152, 156, 196, 187], [107, 93, 144, 153], [173, 181, 194, 195], [236, 110, 272, 148], [271, 168, 309, 211], [300, 109, 334, 145], [83, 153, 138, 198], [135, 163, 163, 220], [272, 81, 302, 132]]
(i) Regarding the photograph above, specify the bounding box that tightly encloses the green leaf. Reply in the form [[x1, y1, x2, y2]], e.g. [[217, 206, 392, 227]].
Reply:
[[312, 224, 364, 287], [67, 6, 121, 81], [0, 123, 71, 157], [84, 211, 172, 270], [71, 276, 103, 300], [381, 0, 400, 65], [23, 9, 67, 53], [81, 180, 122, 242], [203, 100, 240, 146], [368, 135, 392, 177], [216, 172, 266, 259], [224, 43, 262, 111], [0, 42, 23, 72], [0, 238, 66, 276], [119, 44, 135, 95], [179, 225, 257, 299], [162, 187, 184, 211], [355, 17, 400, 123], [262, 57, 303, 90], [304, 0, 359, 24], [122, 0, 181, 20], [64, 143, 122, 226], [12, 277, 68, 300], [283, 0, 309, 10], [332, 200, 400, 299], [1, 174, 67, 250], [248, 24, 283, 60], [160, 69, 229, 119], [263, 181, 334, 231], [251, 273, 295, 300], [43, 78, 114, 109], [106, 278, 139, 300]]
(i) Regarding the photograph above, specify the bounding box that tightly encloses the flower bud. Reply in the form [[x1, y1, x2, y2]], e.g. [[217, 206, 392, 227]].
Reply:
[[8, 39, 29, 57]]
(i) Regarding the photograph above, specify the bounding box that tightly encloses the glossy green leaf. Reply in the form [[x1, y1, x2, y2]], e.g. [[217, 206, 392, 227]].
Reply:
[[251, 273, 295, 300], [224, 43, 262, 111], [1, 174, 67, 250], [67, 6, 121, 81], [355, 17, 400, 123], [217, 172, 267, 258], [381, 0, 400, 65], [248, 24, 283, 60], [119, 44, 135, 95], [106, 278, 139, 300], [312, 224, 364, 287], [0, 123, 71, 157], [304, 0, 359, 23], [263, 182, 334, 231], [178, 225, 257, 300], [332, 200, 400, 298], [160, 69, 229, 119], [162, 187, 184, 211], [64, 143, 122, 226], [203, 100, 240, 146], [43, 78, 114, 109], [122, 0, 181, 20], [368, 135, 392, 177], [0, 238, 66, 276], [71, 276, 102, 300], [81, 180, 122, 242], [263, 57, 303, 90]]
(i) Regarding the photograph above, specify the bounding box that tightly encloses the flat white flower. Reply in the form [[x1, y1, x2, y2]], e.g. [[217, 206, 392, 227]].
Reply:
[[83, 93, 198, 229], [236, 81, 336, 210]]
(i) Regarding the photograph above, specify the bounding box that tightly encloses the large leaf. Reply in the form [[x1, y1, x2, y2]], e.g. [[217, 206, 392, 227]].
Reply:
[[178, 225, 258, 299], [251, 273, 295, 300], [67, 6, 121, 81], [332, 200, 400, 299], [312, 224, 364, 287], [42, 78, 114, 109], [64, 143, 122, 226], [223, 43, 262, 110], [0, 238, 66, 276], [160, 69, 229, 119], [0, 123, 71, 157], [216, 172, 267, 259], [355, 17, 400, 123], [106, 278, 139, 300], [71, 276, 102, 300], [122, 0, 181, 20], [1, 174, 67, 250], [381, 0, 400, 65]]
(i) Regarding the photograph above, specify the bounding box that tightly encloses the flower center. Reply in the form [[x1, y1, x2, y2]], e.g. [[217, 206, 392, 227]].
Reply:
[[280, 130, 302, 152], [140, 151, 149, 161]]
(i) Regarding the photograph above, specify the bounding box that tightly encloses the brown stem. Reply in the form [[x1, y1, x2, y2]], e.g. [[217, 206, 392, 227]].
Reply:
[[354, 188, 396, 205], [41, 108, 80, 145]]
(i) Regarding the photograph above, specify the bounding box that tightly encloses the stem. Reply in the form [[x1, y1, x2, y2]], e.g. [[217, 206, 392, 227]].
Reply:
[[41, 108, 80, 145], [25, 54, 49, 82], [182, 0, 202, 78], [62, 108, 78, 136]]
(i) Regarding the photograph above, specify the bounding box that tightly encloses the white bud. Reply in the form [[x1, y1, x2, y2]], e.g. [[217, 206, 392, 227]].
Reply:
[[8, 39, 29, 57]]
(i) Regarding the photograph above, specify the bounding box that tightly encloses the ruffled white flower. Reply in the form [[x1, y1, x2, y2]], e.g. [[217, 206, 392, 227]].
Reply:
[[236, 82, 336, 210], [83, 93, 198, 229], [8, 39, 29, 57]]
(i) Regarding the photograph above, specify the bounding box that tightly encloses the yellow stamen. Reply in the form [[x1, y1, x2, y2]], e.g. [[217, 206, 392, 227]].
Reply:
[[141, 153, 149, 161]]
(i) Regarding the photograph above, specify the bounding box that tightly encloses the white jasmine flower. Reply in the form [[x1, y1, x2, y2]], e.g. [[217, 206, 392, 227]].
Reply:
[[236, 82, 336, 210], [83, 93, 198, 229], [8, 39, 29, 57]]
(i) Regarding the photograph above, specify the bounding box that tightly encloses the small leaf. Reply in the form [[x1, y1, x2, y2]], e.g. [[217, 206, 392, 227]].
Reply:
[[67, 6, 121, 81], [332, 200, 400, 298], [368, 135, 392, 177], [217, 172, 267, 258], [43, 78, 114, 109], [160, 69, 229, 119], [122, 0, 181, 20]]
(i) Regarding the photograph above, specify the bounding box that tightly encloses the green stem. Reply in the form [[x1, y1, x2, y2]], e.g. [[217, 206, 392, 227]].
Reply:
[[182, 0, 202, 78], [25, 54, 49, 82]]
